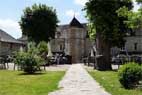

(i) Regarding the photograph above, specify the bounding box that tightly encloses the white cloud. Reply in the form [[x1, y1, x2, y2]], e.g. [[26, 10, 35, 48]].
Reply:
[[66, 9, 80, 17], [0, 19, 21, 39], [74, 0, 88, 6]]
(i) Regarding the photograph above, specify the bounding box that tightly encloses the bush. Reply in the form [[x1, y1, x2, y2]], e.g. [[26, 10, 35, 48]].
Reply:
[[14, 42, 44, 73], [118, 62, 142, 89], [14, 51, 44, 73]]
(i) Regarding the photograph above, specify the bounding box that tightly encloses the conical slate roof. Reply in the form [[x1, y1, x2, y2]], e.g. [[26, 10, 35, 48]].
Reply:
[[69, 17, 84, 28]]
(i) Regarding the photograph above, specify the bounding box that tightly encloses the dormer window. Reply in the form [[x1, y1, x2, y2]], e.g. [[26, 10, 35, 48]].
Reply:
[[56, 31, 61, 38]]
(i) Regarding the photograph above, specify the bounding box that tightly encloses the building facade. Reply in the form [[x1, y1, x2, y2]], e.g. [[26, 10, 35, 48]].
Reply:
[[125, 29, 142, 54], [19, 17, 94, 63], [19, 17, 142, 63], [0, 29, 24, 56], [51, 17, 93, 63]]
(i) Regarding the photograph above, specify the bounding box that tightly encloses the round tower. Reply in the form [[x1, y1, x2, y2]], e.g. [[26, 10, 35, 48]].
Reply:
[[66, 17, 86, 63]]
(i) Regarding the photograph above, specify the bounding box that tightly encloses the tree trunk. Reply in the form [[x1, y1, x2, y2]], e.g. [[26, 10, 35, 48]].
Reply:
[[95, 32, 112, 71]]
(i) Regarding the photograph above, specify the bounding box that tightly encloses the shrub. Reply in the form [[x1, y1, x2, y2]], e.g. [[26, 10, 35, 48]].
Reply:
[[14, 42, 44, 73], [118, 62, 142, 89], [14, 51, 44, 73]]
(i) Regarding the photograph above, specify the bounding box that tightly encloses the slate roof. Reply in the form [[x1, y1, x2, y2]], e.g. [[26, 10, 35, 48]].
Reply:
[[57, 23, 87, 31], [0, 29, 23, 44], [69, 17, 84, 28], [57, 25, 69, 31]]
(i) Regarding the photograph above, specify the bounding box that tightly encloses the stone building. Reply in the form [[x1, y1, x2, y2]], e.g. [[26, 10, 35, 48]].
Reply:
[[51, 17, 93, 63], [19, 17, 94, 63], [19, 17, 142, 62], [0, 29, 24, 56], [124, 29, 142, 55]]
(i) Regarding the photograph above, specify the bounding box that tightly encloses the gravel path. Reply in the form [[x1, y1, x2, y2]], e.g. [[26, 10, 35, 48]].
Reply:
[[49, 64, 111, 95]]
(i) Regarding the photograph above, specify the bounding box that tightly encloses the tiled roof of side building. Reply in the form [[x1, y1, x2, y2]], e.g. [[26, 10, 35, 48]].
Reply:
[[58, 23, 87, 31], [57, 24, 69, 31], [57, 23, 89, 38], [0, 29, 23, 44]]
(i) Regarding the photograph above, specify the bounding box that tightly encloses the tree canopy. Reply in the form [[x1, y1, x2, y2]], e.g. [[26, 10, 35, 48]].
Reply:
[[19, 4, 58, 44], [117, 0, 142, 29]]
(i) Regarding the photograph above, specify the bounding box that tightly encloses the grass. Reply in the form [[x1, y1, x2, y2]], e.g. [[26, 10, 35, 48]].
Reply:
[[89, 70, 142, 95], [0, 70, 65, 95]]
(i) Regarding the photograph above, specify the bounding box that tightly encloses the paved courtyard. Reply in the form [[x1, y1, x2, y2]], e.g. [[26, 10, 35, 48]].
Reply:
[[49, 64, 111, 95]]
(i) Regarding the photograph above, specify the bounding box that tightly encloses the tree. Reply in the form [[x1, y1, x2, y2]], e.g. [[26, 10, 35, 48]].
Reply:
[[117, 0, 142, 29], [19, 4, 58, 44], [84, 0, 133, 70], [37, 41, 48, 59]]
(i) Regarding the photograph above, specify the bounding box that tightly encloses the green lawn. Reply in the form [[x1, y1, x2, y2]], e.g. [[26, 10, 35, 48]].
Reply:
[[0, 70, 65, 95], [89, 70, 142, 95]]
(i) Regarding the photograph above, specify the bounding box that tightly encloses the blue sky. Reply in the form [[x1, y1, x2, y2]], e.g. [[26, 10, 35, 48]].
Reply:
[[0, 0, 140, 39]]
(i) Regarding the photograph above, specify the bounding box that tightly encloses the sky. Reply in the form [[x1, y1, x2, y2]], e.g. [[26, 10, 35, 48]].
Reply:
[[0, 0, 140, 39]]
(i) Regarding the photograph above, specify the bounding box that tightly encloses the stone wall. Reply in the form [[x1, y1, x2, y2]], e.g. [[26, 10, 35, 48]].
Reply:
[[51, 38, 65, 52], [51, 26, 93, 63], [125, 36, 142, 52], [65, 27, 87, 63], [0, 42, 23, 56], [125, 29, 142, 52]]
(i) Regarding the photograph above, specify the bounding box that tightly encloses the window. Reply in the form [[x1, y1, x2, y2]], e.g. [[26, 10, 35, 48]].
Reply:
[[134, 43, 138, 51], [60, 44, 62, 50], [10, 44, 12, 50]]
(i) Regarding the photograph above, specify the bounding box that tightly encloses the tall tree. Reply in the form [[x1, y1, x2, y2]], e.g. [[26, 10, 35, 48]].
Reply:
[[84, 0, 133, 70], [19, 4, 58, 44]]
